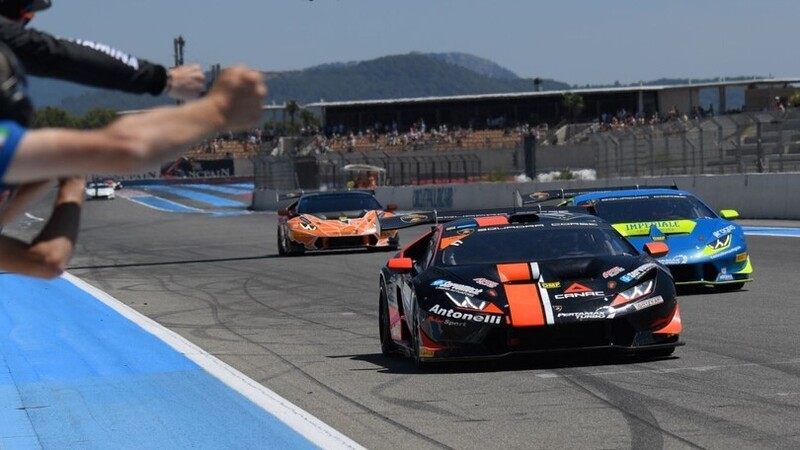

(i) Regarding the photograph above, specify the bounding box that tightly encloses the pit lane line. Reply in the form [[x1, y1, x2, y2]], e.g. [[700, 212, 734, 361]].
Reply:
[[0, 273, 364, 450]]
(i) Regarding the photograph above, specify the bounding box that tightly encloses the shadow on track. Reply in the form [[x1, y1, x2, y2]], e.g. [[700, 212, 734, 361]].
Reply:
[[676, 285, 751, 296], [66, 254, 281, 271], [66, 247, 392, 271], [344, 350, 679, 375]]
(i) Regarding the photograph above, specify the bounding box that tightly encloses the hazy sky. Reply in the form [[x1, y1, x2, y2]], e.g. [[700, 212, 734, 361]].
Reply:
[[33, 0, 800, 86]]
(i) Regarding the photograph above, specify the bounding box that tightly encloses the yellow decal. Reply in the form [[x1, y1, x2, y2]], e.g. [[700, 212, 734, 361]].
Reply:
[[734, 257, 753, 274], [541, 281, 561, 289], [613, 220, 696, 237]]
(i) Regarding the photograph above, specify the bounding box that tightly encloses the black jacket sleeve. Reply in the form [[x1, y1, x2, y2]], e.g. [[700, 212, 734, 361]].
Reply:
[[0, 16, 167, 95]]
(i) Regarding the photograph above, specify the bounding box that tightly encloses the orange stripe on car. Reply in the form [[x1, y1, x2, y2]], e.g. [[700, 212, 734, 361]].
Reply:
[[475, 216, 509, 227], [653, 305, 682, 335], [505, 284, 545, 326], [497, 263, 531, 283], [439, 236, 464, 249]]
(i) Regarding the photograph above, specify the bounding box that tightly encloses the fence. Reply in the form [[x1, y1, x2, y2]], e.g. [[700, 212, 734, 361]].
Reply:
[[592, 109, 800, 178], [253, 150, 488, 190], [253, 109, 800, 190]]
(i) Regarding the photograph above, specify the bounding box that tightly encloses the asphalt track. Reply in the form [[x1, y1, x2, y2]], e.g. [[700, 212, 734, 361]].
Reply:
[[16, 186, 800, 449]]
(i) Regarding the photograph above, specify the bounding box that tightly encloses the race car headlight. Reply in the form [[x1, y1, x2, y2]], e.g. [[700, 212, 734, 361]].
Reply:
[[706, 233, 732, 251], [617, 279, 655, 302], [444, 292, 488, 311]]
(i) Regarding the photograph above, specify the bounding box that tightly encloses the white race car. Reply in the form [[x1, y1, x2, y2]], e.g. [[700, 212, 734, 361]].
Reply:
[[85, 182, 116, 200]]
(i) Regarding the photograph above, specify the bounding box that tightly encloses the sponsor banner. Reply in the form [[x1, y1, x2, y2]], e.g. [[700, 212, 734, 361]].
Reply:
[[557, 311, 607, 320], [431, 279, 483, 296], [163, 158, 235, 178], [620, 263, 657, 283], [553, 282, 604, 300], [613, 220, 696, 237], [602, 266, 625, 279], [632, 295, 664, 311], [659, 255, 688, 265], [473, 278, 499, 288], [713, 224, 737, 239], [428, 304, 503, 325], [413, 187, 453, 209]]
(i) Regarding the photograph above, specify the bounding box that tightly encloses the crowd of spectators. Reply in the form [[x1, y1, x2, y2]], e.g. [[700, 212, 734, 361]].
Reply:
[[303, 120, 549, 154], [591, 105, 716, 134]]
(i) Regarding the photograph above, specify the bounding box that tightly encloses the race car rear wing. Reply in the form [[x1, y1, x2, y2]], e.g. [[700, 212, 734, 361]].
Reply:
[[514, 184, 678, 206], [276, 189, 376, 202], [378, 206, 590, 232]]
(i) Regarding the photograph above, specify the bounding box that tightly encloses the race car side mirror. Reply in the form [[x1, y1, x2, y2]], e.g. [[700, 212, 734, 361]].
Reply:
[[387, 257, 413, 273], [719, 209, 739, 220], [644, 242, 669, 258], [277, 209, 290, 217], [386, 203, 398, 211]]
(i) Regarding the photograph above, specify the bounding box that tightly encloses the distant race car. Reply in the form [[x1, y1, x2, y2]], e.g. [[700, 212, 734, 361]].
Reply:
[[378, 208, 682, 366], [276, 190, 399, 255], [517, 186, 753, 290], [85, 182, 116, 200], [103, 178, 123, 190]]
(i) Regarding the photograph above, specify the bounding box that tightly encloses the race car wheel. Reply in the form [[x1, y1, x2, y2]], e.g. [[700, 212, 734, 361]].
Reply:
[[379, 285, 398, 356], [277, 228, 287, 256], [278, 227, 304, 256], [387, 234, 400, 251]]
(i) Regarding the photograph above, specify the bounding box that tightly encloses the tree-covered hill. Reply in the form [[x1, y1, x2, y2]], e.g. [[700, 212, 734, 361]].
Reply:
[[28, 52, 568, 115], [27, 51, 761, 116]]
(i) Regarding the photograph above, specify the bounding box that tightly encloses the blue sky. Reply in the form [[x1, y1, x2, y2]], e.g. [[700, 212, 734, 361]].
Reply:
[[34, 0, 800, 86]]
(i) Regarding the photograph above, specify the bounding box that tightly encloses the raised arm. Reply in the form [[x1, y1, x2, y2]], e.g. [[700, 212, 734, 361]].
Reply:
[[2, 66, 266, 184], [0, 16, 204, 100]]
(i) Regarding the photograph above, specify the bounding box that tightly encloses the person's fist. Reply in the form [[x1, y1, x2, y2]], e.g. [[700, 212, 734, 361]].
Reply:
[[166, 65, 206, 101], [207, 66, 267, 131]]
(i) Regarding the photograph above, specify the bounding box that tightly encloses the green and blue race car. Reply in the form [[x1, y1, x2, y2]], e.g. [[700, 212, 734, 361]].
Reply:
[[518, 187, 753, 290]]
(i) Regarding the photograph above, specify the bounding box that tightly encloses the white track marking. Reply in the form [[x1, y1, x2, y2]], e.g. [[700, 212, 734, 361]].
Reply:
[[63, 272, 366, 450]]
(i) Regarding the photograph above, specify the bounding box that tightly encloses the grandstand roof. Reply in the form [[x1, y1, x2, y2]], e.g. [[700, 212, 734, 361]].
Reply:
[[304, 77, 800, 108]]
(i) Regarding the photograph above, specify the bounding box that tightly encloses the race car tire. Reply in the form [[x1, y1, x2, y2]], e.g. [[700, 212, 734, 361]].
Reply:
[[387, 234, 400, 251], [277, 229, 287, 256], [379, 285, 398, 357], [277, 227, 304, 256]]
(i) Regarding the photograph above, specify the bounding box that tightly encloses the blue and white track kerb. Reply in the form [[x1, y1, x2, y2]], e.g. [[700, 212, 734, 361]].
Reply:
[[0, 273, 364, 450], [119, 183, 253, 216], [742, 226, 800, 238]]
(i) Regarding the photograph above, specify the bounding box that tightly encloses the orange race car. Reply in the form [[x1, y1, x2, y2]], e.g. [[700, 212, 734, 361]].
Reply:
[[277, 190, 400, 255]]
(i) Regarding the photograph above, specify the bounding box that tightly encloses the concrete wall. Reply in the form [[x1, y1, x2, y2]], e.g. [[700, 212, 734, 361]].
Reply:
[[252, 173, 800, 219]]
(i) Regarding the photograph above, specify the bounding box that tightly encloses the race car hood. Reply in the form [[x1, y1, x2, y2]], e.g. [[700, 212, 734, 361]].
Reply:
[[304, 210, 371, 220], [418, 255, 668, 325], [620, 218, 746, 265], [288, 210, 383, 236]]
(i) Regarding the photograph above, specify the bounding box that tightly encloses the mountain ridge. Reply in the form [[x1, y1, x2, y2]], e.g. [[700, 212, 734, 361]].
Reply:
[[27, 52, 760, 115]]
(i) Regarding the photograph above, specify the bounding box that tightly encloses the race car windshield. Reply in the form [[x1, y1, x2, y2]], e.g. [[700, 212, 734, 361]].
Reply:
[[591, 196, 715, 222], [439, 227, 636, 266], [296, 195, 382, 214]]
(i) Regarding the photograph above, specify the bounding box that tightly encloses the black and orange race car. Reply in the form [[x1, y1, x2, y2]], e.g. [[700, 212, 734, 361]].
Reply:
[[378, 208, 682, 366], [277, 190, 399, 255]]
